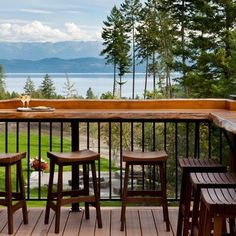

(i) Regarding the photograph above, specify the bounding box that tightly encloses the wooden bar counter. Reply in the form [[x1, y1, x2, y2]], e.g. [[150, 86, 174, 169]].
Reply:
[[0, 98, 235, 172], [0, 98, 235, 133], [0, 99, 236, 134]]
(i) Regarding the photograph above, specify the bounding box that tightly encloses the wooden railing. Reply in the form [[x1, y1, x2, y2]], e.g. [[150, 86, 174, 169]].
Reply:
[[0, 98, 235, 202]]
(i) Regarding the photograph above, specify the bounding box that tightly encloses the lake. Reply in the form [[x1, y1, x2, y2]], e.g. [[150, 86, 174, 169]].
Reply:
[[5, 73, 149, 98], [5, 73, 179, 98]]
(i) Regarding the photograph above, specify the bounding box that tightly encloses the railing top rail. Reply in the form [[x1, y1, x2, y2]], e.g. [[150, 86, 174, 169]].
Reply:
[[0, 98, 235, 110]]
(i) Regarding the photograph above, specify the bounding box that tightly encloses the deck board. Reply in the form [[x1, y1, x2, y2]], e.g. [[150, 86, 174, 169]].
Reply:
[[0, 207, 177, 235]]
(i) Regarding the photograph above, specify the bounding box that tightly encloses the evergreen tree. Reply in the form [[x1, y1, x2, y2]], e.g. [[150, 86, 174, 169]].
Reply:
[[86, 87, 96, 99], [185, 0, 236, 97], [120, 0, 142, 99], [63, 73, 77, 98], [101, 6, 131, 97], [23, 76, 35, 95], [40, 74, 56, 98], [167, 0, 195, 95]]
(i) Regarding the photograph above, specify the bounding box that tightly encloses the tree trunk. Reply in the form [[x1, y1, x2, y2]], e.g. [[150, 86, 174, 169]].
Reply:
[[113, 63, 116, 97], [132, 24, 136, 99], [153, 52, 156, 91], [144, 57, 149, 99]]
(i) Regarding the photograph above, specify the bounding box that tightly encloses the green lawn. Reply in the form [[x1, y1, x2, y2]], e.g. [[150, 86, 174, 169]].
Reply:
[[0, 131, 119, 206]]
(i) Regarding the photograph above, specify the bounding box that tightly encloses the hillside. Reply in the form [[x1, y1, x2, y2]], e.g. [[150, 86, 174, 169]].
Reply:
[[0, 57, 114, 73]]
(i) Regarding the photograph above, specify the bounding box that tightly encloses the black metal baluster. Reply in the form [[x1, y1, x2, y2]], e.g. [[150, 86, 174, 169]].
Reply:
[[208, 122, 212, 159], [71, 121, 80, 211], [175, 122, 178, 200], [219, 128, 223, 164], [97, 122, 101, 195], [27, 122, 30, 199], [5, 121, 8, 153], [109, 122, 112, 199], [38, 122, 41, 199], [142, 121, 145, 190], [49, 122, 52, 151], [131, 122, 134, 190], [186, 122, 189, 158], [60, 122, 63, 152], [153, 122, 156, 189], [194, 122, 200, 159], [120, 122, 123, 199]]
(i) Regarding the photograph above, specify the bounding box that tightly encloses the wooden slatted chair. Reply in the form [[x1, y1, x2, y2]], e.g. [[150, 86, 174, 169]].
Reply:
[[198, 188, 236, 236], [120, 150, 170, 232], [190, 172, 236, 236], [177, 158, 227, 236], [0, 152, 28, 234], [44, 150, 102, 234]]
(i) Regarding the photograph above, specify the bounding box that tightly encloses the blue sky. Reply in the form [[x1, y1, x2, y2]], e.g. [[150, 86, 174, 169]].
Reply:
[[0, 0, 126, 42]]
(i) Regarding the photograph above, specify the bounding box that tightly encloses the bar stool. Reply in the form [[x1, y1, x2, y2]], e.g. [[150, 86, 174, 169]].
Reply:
[[0, 152, 28, 234], [120, 150, 170, 232], [198, 188, 236, 236], [177, 158, 227, 236], [44, 150, 102, 233], [190, 172, 236, 236]]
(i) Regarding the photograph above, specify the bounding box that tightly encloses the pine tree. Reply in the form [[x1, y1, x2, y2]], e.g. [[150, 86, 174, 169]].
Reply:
[[63, 73, 77, 98], [23, 76, 35, 95], [101, 6, 131, 97], [120, 0, 142, 99], [185, 0, 236, 97], [40, 74, 56, 98], [86, 87, 96, 99]]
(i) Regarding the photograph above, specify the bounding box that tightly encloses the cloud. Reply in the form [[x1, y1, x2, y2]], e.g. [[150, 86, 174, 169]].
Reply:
[[0, 21, 101, 42], [19, 9, 53, 14], [64, 22, 97, 40]]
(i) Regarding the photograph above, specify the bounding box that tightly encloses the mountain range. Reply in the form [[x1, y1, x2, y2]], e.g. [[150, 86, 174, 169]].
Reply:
[[0, 41, 145, 73], [0, 41, 103, 60]]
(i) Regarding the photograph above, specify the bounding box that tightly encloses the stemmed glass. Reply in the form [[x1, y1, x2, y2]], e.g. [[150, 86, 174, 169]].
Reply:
[[25, 94, 31, 108], [20, 94, 26, 108]]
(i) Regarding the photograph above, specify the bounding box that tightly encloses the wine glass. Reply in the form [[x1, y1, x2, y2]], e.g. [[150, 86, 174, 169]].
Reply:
[[25, 94, 31, 108], [20, 94, 26, 108]]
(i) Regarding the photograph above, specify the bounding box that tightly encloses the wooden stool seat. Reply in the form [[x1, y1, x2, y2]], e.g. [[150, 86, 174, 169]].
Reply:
[[47, 149, 100, 163], [44, 150, 102, 234], [0, 152, 28, 234], [177, 158, 227, 236], [120, 150, 170, 232], [198, 188, 236, 236], [190, 172, 236, 236]]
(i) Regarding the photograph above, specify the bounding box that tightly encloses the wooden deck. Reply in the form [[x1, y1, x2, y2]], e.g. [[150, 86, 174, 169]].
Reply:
[[0, 207, 178, 235]]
